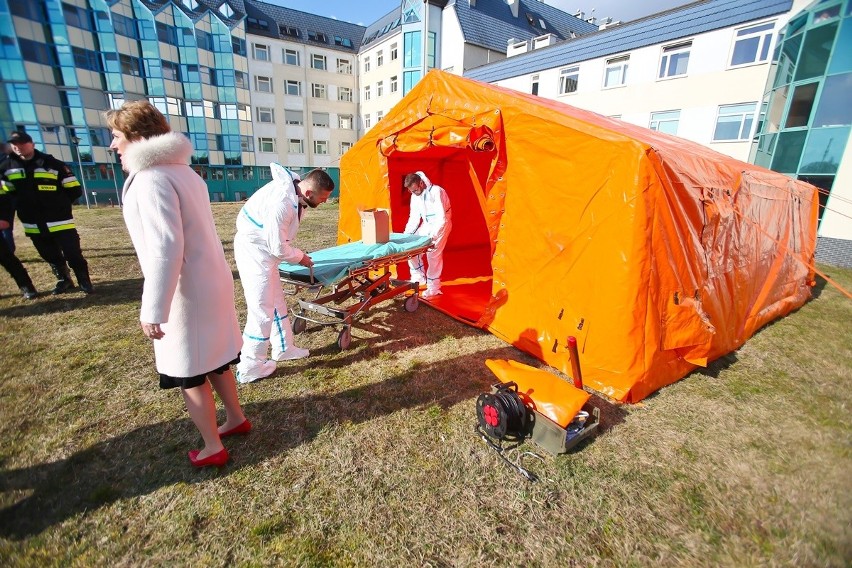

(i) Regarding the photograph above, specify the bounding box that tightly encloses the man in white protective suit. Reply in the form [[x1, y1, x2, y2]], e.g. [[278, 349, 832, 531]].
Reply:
[[402, 171, 452, 299], [234, 164, 335, 383]]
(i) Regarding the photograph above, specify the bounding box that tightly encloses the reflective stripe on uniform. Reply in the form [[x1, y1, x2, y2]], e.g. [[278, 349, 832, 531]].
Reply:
[[22, 220, 75, 234], [63, 177, 81, 188], [38, 185, 58, 191], [0, 180, 14, 193], [34, 169, 59, 179], [5, 168, 25, 180]]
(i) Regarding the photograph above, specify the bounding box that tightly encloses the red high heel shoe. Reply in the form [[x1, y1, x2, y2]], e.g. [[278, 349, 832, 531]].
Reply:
[[188, 447, 229, 467], [219, 419, 252, 438]]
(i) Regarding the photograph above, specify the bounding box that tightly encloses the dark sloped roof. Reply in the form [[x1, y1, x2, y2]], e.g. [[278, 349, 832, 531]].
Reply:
[[360, 8, 403, 48], [142, 0, 247, 27], [242, 0, 365, 52], [455, 0, 599, 52], [466, 0, 793, 82]]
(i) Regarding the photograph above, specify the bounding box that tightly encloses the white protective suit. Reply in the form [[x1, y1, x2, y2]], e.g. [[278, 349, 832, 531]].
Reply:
[[403, 171, 452, 295], [234, 164, 307, 382]]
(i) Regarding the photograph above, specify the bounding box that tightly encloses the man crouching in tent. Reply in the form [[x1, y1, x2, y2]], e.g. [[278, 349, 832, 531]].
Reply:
[[233, 164, 335, 383], [403, 171, 452, 299]]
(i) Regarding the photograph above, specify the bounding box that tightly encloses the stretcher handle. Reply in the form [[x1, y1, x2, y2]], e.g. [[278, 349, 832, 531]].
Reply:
[[309, 265, 315, 285]]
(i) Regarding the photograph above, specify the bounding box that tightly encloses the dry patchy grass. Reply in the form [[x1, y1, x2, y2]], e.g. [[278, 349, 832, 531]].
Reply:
[[0, 203, 850, 567]]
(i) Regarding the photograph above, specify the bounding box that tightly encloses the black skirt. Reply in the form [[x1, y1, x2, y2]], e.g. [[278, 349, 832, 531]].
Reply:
[[159, 355, 240, 390]]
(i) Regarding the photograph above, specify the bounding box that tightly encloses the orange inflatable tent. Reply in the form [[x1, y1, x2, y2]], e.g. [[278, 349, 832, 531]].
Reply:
[[338, 70, 818, 402]]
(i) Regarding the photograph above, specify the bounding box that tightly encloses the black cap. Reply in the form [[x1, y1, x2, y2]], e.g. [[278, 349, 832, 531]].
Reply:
[[7, 131, 33, 145]]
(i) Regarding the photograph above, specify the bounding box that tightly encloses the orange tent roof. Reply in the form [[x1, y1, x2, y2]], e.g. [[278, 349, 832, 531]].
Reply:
[[339, 70, 818, 402]]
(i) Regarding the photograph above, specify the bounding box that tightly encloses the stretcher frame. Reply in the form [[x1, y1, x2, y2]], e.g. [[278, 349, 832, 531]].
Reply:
[[279, 243, 431, 349]]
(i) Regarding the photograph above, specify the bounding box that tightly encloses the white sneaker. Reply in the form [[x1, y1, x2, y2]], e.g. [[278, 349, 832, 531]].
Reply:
[[272, 346, 310, 361], [236, 359, 277, 384], [422, 289, 443, 299]]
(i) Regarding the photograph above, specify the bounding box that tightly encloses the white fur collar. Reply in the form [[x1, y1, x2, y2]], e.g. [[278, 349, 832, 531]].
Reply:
[[122, 132, 193, 174]]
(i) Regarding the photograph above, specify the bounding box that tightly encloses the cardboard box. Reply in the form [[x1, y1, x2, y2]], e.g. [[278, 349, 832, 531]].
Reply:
[[360, 209, 390, 244]]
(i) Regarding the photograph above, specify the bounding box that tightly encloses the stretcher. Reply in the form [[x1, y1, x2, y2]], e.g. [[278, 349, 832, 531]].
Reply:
[[278, 233, 432, 349]]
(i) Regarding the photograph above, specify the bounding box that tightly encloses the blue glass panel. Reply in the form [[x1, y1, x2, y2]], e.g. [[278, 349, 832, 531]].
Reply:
[[794, 22, 837, 81], [813, 72, 852, 127], [799, 126, 849, 173], [771, 130, 807, 172], [827, 18, 852, 74]]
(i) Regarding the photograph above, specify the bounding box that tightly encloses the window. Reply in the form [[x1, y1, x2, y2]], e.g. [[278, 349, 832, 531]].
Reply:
[[258, 137, 275, 152], [364, 85, 371, 101], [120, 54, 142, 76], [285, 109, 303, 125], [559, 66, 579, 94], [659, 42, 691, 79], [339, 114, 353, 129], [235, 70, 247, 89], [604, 56, 629, 88], [253, 43, 270, 61], [308, 31, 328, 43], [216, 103, 237, 119], [238, 104, 250, 121], [284, 49, 300, 66], [285, 80, 301, 96], [334, 36, 353, 47], [162, 60, 180, 81], [255, 75, 272, 93], [390, 43, 398, 60], [649, 110, 680, 135], [377, 51, 384, 67], [312, 112, 330, 127], [364, 56, 370, 72], [219, 2, 234, 18], [289, 139, 304, 153], [377, 80, 384, 97], [785, 82, 818, 128], [713, 103, 757, 141], [730, 22, 774, 67], [365, 114, 371, 129], [404, 31, 421, 68], [280, 25, 299, 38], [231, 37, 246, 56], [377, 111, 384, 122], [314, 140, 329, 155], [311, 83, 326, 99], [339, 87, 353, 102], [531, 74, 539, 96], [240, 136, 253, 152], [311, 54, 327, 70], [340, 141, 353, 154], [260, 168, 273, 179], [257, 107, 274, 123], [390, 76, 398, 93], [337, 58, 352, 74]]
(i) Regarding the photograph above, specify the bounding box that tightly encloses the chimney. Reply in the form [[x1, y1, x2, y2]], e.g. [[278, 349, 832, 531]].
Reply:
[[573, 10, 584, 20], [507, 0, 519, 18]]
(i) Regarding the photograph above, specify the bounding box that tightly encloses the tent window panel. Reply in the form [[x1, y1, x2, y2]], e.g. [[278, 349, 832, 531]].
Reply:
[[770, 130, 807, 172]]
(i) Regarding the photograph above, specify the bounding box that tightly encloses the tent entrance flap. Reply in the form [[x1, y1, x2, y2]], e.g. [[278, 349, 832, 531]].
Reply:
[[387, 147, 494, 323]]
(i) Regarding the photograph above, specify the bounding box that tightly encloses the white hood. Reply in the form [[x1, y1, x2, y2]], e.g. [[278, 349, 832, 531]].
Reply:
[[122, 132, 193, 174]]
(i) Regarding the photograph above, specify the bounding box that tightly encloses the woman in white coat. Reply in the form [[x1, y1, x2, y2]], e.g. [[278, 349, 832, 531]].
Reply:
[[106, 101, 249, 468]]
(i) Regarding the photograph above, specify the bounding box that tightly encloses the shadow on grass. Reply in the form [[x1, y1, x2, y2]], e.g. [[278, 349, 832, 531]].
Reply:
[[0, 277, 144, 318], [0, 341, 536, 539]]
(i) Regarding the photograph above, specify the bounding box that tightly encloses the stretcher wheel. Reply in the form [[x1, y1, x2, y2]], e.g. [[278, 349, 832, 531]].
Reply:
[[404, 294, 419, 312], [337, 326, 352, 350], [293, 316, 307, 334]]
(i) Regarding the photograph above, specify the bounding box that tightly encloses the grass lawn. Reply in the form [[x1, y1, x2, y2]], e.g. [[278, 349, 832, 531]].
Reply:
[[0, 202, 850, 566]]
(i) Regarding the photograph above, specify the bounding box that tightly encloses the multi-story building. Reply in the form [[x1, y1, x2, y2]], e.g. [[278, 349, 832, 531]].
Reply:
[[464, 0, 852, 266], [0, 0, 364, 201], [357, 0, 597, 133]]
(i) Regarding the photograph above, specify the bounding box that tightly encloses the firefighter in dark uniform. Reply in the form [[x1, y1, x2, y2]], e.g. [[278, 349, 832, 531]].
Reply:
[[0, 131, 94, 294], [0, 191, 37, 299]]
